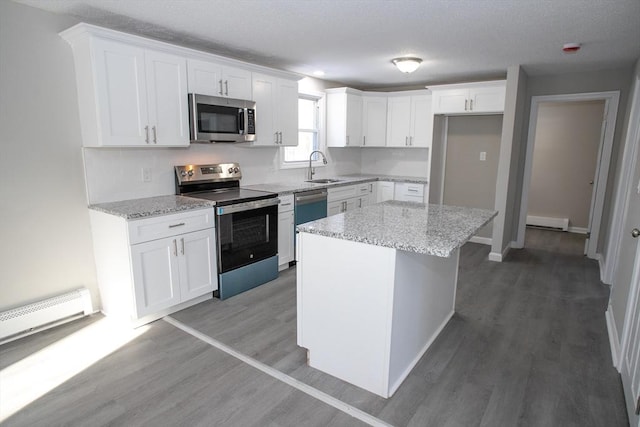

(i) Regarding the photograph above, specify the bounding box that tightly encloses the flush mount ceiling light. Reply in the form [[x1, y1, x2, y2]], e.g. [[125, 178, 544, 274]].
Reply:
[[392, 57, 422, 73]]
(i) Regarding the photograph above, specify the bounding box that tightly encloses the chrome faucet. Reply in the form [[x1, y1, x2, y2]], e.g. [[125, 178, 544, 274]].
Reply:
[[308, 150, 328, 180]]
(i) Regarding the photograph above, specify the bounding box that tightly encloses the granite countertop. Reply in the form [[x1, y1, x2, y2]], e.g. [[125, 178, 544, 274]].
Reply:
[[89, 195, 214, 220], [296, 201, 497, 257], [243, 174, 428, 195]]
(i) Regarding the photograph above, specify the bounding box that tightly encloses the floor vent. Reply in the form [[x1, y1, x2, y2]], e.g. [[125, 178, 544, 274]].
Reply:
[[526, 215, 569, 231], [0, 288, 93, 342]]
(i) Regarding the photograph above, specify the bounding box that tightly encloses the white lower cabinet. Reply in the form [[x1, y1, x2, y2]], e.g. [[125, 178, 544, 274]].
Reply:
[[377, 181, 395, 203], [90, 208, 217, 327], [327, 182, 375, 216], [394, 182, 426, 203], [278, 194, 295, 269]]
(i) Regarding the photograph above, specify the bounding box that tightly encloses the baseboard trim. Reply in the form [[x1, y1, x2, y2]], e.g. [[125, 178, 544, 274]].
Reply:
[[598, 254, 608, 284], [605, 306, 621, 371], [568, 226, 588, 234], [488, 242, 511, 263], [469, 236, 492, 245]]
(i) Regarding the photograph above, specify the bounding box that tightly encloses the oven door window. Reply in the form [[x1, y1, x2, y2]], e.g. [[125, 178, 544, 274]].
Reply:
[[217, 205, 277, 273], [197, 104, 240, 134]]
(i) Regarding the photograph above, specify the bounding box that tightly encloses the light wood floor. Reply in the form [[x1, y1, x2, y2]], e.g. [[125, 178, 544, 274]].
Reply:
[[1, 229, 629, 426]]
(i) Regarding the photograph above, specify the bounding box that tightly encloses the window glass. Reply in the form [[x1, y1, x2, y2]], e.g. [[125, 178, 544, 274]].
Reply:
[[283, 94, 323, 164]]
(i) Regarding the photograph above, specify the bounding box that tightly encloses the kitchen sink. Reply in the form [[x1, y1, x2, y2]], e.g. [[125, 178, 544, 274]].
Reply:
[[305, 178, 342, 184]]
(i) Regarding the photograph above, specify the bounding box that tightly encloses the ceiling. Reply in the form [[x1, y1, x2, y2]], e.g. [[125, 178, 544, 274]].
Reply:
[[14, 0, 640, 89]]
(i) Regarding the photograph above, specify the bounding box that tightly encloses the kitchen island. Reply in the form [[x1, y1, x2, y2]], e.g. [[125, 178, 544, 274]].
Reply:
[[296, 201, 497, 398]]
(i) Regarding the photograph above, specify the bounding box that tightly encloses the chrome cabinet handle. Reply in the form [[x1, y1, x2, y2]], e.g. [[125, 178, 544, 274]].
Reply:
[[180, 238, 185, 255], [470, 99, 474, 110], [219, 79, 223, 95], [405, 136, 408, 146], [346, 136, 350, 146], [465, 99, 468, 111], [632, 228, 640, 238], [152, 126, 157, 143], [173, 239, 177, 256], [145, 125, 149, 143], [168, 222, 185, 228], [274, 132, 279, 144], [224, 80, 229, 96], [363, 136, 366, 146], [279, 132, 283, 144]]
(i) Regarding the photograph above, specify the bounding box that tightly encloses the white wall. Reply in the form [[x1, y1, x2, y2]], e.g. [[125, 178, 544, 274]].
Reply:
[[0, 2, 100, 310], [360, 148, 430, 177]]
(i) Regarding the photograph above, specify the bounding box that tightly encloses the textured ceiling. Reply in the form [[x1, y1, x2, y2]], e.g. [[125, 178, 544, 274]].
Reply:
[[13, 0, 640, 89]]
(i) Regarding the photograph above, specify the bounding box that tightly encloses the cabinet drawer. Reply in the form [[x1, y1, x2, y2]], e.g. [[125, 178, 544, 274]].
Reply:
[[328, 185, 357, 202], [396, 183, 424, 197], [278, 194, 294, 213], [357, 182, 374, 195], [128, 208, 214, 244]]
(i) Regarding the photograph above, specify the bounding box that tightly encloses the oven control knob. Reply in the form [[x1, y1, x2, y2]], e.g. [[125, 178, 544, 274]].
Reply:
[[180, 171, 187, 177], [233, 167, 239, 173], [187, 170, 194, 177], [228, 167, 233, 174]]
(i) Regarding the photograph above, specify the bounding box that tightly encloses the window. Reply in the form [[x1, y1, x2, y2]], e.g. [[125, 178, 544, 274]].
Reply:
[[281, 91, 325, 168]]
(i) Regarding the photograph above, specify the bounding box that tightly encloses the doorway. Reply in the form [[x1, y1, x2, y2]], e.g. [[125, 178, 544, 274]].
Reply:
[[517, 91, 620, 259]]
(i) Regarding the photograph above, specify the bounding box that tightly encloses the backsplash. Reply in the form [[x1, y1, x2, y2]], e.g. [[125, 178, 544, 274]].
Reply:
[[83, 144, 362, 203]]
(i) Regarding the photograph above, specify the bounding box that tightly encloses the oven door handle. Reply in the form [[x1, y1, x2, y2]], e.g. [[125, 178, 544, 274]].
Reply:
[[216, 197, 279, 215]]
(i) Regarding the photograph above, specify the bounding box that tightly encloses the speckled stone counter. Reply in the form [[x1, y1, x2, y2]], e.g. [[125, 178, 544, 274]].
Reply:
[[296, 201, 497, 257], [243, 174, 427, 195], [89, 195, 214, 219]]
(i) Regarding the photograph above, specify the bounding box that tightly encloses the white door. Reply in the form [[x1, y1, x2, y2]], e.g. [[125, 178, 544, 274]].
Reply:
[[278, 210, 295, 266], [145, 50, 189, 146], [469, 86, 506, 113], [410, 95, 433, 147], [178, 229, 217, 300], [362, 96, 387, 147], [432, 89, 468, 114], [345, 93, 363, 147], [187, 59, 222, 96], [131, 237, 181, 317], [616, 113, 640, 426], [93, 38, 148, 146], [221, 66, 252, 100], [277, 78, 299, 146], [252, 73, 277, 146], [386, 96, 411, 147]]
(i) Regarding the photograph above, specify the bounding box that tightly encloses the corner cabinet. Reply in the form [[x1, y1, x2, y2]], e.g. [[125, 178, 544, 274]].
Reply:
[[61, 32, 189, 147], [431, 81, 506, 114], [327, 88, 363, 147], [386, 93, 433, 148], [89, 208, 217, 327], [252, 73, 299, 146], [187, 59, 252, 100]]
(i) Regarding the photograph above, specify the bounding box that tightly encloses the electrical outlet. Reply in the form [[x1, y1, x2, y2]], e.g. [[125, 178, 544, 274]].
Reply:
[[142, 168, 152, 182], [480, 151, 487, 161]]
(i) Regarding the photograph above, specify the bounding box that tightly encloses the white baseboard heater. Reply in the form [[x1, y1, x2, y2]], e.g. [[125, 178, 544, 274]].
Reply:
[[526, 215, 569, 231], [0, 288, 93, 342]]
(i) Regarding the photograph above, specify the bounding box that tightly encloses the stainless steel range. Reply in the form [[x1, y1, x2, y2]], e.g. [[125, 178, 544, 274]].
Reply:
[[175, 163, 279, 299]]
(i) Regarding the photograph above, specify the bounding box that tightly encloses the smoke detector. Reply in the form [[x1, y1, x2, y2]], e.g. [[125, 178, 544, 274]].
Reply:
[[562, 43, 581, 54]]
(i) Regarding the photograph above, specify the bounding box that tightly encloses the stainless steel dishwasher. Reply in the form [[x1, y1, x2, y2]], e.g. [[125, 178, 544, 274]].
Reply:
[[294, 189, 328, 226]]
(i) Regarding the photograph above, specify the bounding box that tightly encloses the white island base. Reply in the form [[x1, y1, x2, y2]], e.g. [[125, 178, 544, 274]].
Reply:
[[296, 232, 460, 398]]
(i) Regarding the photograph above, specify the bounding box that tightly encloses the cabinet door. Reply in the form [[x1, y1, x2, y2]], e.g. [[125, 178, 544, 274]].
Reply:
[[131, 237, 181, 317], [327, 201, 342, 216], [377, 181, 395, 202], [252, 73, 278, 146], [386, 96, 411, 147], [410, 95, 433, 148], [93, 38, 148, 146], [278, 210, 295, 267], [344, 198, 357, 212], [222, 66, 252, 100], [277, 78, 299, 146], [432, 89, 469, 114], [187, 59, 222, 96], [145, 50, 189, 146], [469, 85, 506, 113], [345, 93, 363, 147], [178, 228, 217, 300], [362, 97, 387, 147]]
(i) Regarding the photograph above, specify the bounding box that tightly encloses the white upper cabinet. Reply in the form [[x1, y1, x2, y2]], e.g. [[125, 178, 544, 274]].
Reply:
[[187, 59, 252, 100], [252, 73, 299, 146], [327, 88, 363, 147], [63, 33, 189, 147], [386, 93, 432, 148], [431, 81, 506, 114], [362, 96, 387, 147]]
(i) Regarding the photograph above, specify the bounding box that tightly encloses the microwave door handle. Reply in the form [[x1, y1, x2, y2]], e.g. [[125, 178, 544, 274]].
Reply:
[[238, 109, 245, 135]]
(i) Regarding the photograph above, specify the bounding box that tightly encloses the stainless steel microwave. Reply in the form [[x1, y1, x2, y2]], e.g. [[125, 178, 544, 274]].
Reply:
[[188, 94, 256, 143]]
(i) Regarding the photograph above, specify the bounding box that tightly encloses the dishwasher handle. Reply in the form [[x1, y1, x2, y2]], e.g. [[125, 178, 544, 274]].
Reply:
[[295, 190, 327, 205]]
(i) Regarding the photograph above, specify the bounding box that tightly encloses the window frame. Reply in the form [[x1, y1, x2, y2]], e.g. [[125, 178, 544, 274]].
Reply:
[[280, 90, 326, 170]]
